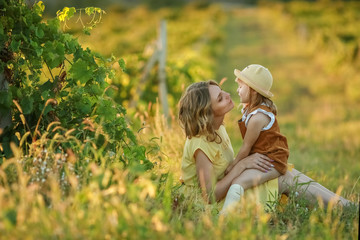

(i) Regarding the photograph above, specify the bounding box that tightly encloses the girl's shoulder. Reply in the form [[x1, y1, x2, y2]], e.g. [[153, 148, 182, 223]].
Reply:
[[244, 105, 276, 130], [245, 104, 272, 116], [257, 104, 272, 112]]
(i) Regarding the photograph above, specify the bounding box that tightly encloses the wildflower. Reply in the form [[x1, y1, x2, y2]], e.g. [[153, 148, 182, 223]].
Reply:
[[108, 151, 115, 157]]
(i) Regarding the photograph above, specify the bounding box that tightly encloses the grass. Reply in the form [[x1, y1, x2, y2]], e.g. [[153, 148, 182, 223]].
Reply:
[[0, 103, 358, 239]]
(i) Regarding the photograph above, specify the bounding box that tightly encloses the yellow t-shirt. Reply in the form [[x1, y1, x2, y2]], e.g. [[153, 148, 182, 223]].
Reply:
[[180, 125, 278, 206], [181, 125, 234, 186]]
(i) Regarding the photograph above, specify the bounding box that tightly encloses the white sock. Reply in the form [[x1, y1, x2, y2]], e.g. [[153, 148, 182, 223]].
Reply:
[[220, 184, 244, 215]]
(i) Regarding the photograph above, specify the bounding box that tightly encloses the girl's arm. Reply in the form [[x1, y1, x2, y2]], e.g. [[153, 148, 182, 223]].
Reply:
[[195, 149, 274, 203], [225, 113, 271, 174]]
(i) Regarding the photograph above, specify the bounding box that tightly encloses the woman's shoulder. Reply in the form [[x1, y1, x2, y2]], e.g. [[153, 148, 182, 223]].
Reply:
[[185, 125, 229, 146], [218, 124, 226, 132], [218, 124, 230, 136], [184, 135, 218, 163], [185, 135, 208, 150]]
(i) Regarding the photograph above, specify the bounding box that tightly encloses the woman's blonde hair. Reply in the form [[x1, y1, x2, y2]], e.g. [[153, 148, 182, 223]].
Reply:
[[178, 80, 221, 143], [245, 88, 277, 115]]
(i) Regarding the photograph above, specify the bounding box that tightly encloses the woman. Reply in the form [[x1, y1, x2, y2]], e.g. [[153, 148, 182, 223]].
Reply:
[[178, 80, 350, 210]]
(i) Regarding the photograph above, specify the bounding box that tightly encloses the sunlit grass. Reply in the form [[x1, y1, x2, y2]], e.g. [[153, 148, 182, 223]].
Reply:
[[0, 99, 358, 239]]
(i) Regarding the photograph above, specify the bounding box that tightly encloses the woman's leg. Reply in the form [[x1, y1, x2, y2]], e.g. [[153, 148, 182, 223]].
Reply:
[[278, 168, 351, 207]]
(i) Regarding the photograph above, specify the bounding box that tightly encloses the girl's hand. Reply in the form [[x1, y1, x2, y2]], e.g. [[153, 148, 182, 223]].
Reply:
[[236, 153, 274, 173]]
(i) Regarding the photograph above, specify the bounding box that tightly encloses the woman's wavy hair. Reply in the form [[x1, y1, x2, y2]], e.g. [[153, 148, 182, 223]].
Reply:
[[178, 80, 221, 143]]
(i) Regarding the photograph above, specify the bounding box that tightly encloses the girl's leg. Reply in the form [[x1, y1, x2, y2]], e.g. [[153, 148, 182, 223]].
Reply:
[[232, 168, 280, 190], [278, 168, 351, 207], [220, 168, 280, 214]]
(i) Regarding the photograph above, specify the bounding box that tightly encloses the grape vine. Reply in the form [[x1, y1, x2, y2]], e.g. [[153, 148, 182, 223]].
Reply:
[[0, 0, 152, 171]]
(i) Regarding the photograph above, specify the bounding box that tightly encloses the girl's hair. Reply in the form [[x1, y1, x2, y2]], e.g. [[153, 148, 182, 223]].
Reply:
[[178, 80, 221, 143], [245, 88, 277, 115]]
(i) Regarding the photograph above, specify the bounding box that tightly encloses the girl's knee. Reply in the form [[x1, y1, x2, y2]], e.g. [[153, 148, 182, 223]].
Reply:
[[231, 177, 248, 189], [232, 176, 260, 190]]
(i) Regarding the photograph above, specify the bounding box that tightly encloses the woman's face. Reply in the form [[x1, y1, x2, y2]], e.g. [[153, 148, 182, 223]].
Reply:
[[209, 84, 234, 117], [236, 79, 250, 104]]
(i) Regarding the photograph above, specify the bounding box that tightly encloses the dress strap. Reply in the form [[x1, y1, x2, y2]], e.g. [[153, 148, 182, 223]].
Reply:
[[244, 108, 275, 130]]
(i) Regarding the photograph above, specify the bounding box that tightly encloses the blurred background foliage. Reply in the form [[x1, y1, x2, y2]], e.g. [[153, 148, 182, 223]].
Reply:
[[56, 1, 225, 113]]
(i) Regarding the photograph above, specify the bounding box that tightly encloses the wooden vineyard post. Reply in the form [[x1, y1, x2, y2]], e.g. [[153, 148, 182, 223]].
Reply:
[[158, 20, 169, 120], [0, 73, 11, 132], [129, 20, 169, 120]]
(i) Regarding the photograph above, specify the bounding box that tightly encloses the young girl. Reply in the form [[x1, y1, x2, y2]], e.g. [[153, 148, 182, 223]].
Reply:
[[221, 64, 289, 213]]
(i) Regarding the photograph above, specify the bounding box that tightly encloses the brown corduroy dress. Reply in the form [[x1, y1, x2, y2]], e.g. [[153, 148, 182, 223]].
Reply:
[[238, 105, 289, 174]]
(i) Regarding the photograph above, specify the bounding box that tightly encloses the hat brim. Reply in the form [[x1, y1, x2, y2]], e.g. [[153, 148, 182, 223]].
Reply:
[[234, 69, 273, 98]]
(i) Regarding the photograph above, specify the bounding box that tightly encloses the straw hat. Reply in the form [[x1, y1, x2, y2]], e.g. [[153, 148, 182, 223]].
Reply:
[[234, 64, 274, 98]]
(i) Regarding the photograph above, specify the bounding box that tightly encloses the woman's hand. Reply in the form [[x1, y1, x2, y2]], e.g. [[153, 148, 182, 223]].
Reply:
[[234, 153, 274, 173], [224, 162, 235, 175]]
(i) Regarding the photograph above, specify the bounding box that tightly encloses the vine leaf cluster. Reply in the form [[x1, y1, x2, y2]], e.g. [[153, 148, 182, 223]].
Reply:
[[0, 0, 152, 172]]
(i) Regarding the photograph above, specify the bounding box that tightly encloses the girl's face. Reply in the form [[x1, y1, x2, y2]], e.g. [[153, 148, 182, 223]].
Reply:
[[236, 79, 250, 104], [209, 84, 234, 117]]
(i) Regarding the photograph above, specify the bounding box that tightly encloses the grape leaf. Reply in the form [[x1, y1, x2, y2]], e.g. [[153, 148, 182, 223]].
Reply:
[[20, 96, 34, 115], [69, 59, 93, 84], [118, 58, 126, 72]]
